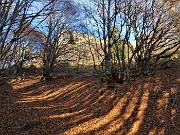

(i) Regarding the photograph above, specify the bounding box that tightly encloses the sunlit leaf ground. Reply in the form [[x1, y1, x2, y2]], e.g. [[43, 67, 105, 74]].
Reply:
[[0, 64, 179, 135]]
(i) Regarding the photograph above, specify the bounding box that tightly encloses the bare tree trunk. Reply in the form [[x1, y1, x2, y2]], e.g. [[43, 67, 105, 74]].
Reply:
[[42, 65, 52, 81], [121, 41, 125, 81], [88, 35, 96, 71], [105, 47, 113, 84], [106, 0, 113, 86]]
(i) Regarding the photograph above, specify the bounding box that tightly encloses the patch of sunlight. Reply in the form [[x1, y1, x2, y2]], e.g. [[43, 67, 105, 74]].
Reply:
[[148, 128, 157, 135], [63, 92, 132, 135], [28, 89, 52, 97], [163, 92, 169, 98], [176, 78, 180, 82], [171, 109, 176, 122], [46, 109, 86, 119], [12, 79, 39, 91], [16, 82, 91, 103], [171, 109, 176, 116], [90, 90, 114, 107], [156, 92, 169, 116], [153, 79, 162, 92], [158, 127, 165, 135], [31, 103, 73, 110], [21, 85, 47, 95], [109, 93, 115, 99], [69, 114, 94, 124], [56, 82, 92, 98], [32, 106, 53, 109], [160, 119, 165, 124], [98, 89, 140, 134], [171, 87, 177, 94], [47, 82, 92, 101], [19, 89, 62, 102], [128, 88, 149, 135], [32, 103, 77, 110], [16, 89, 53, 103]]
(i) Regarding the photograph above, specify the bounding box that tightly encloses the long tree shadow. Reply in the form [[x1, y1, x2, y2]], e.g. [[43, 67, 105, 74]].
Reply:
[[125, 75, 165, 135], [6, 75, 127, 134], [59, 80, 150, 135], [72, 78, 152, 135], [111, 81, 149, 135], [134, 67, 180, 135], [1, 65, 179, 135], [59, 66, 179, 135], [94, 81, 140, 133], [4, 75, 113, 134]]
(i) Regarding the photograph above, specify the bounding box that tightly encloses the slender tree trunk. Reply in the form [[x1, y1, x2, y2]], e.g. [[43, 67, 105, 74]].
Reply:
[[88, 35, 96, 70], [121, 41, 125, 81], [106, 0, 114, 87], [42, 63, 52, 81], [105, 46, 113, 83]]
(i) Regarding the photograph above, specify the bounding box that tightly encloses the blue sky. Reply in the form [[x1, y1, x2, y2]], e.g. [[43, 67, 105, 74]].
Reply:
[[30, 0, 135, 42]]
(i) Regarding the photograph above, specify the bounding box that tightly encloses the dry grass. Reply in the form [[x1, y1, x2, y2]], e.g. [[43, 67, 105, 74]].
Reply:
[[0, 65, 179, 135]]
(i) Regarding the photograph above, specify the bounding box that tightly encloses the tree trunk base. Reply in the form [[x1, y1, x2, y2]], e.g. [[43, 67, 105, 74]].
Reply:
[[107, 81, 115, 89], [116, 79, 123, 84], [40, 76, 52, 82]]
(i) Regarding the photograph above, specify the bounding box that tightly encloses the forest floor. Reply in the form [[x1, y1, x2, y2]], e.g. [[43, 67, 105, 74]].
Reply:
[[0, 63, 180, 135]]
